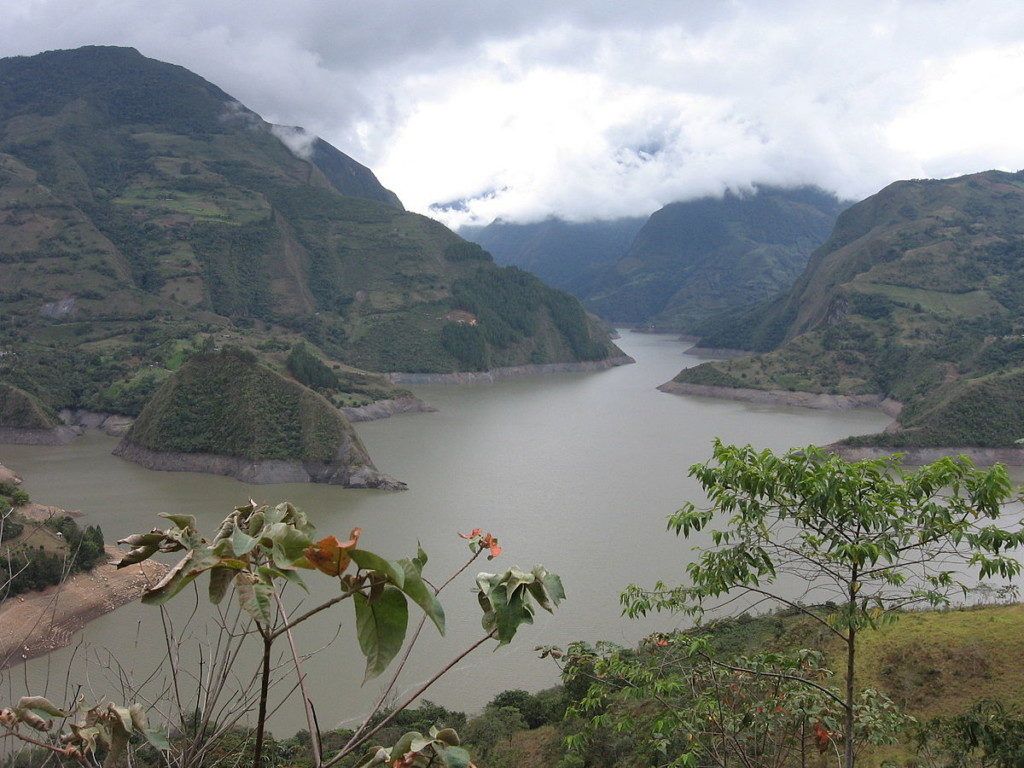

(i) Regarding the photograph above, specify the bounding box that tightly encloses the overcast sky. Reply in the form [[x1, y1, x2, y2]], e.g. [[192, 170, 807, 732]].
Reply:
[[4, 1, 1024, 227]]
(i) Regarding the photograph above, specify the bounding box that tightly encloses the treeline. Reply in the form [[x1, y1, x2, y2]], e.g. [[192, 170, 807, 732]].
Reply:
[[0, 513, 106, 597], [442, 267, 608, 369]]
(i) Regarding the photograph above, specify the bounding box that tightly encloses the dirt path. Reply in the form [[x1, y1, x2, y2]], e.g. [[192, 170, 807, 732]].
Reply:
[[0, 546, 168, 670]]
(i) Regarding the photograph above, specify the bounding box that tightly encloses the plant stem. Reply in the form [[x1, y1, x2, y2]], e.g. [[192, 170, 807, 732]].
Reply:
[[253, 633, 273, 768]]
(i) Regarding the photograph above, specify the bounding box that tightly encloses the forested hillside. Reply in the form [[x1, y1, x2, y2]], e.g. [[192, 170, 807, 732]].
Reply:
[[674, 170, 1024, 448]]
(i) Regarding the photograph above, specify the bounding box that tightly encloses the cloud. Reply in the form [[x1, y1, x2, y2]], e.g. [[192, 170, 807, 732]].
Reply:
[[3, 1, 1024, 226], [270, 124, 318, 160]]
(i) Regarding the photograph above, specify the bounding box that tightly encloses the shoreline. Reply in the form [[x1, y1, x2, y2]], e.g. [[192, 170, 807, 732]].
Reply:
[[828, 444, 1024, 466], [112, 441, 407, 489], [387, 354, 635, 385], [0, 426, 81, 446], [341, 395, 436, 422], [657, 380, 904, 417], [0, 545, 168, 670]]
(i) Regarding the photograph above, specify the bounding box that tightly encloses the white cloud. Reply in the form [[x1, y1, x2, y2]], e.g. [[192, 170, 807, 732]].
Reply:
[[3, 1, 1024, 225]]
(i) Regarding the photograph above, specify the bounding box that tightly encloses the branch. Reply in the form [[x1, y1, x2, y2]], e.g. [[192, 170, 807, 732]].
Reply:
[[324, 631, 496, 767], [699, 653, 848, 710]]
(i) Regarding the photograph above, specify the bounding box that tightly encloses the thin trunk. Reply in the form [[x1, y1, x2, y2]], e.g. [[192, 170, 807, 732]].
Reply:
[[844, 569, 857, 768], [253, 634, 273, 768]]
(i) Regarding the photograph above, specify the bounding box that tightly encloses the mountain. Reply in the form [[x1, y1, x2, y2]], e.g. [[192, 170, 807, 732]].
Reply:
[[0, 46, 623, 427], [669, 170, 1024, 449], [113, 349, 402, 487], [585, 186, 846, 331], [460, 216, 645, 295]]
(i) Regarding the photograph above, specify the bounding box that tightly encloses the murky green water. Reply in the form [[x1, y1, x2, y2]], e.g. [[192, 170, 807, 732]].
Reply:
[[1, 331, 893, 734]]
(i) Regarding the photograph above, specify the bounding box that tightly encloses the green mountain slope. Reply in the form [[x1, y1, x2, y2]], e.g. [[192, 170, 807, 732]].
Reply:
[[459, 216, 645, 295], [672, 170, 1024, 448], [115, 349, 399, 487], [584, 186, 845, 331], [0, 46, 622, 424]]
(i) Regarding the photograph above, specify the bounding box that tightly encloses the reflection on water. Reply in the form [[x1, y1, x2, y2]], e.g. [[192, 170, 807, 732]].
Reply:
[[1, 331, 895, 733]]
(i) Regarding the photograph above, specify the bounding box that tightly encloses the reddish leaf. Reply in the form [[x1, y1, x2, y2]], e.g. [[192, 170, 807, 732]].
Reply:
[[304, 528, 362, 576], [458, 528, 483, 540]]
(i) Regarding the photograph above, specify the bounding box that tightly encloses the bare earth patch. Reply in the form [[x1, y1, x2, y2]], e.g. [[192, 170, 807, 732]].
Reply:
[[0, 545, 168, 670]]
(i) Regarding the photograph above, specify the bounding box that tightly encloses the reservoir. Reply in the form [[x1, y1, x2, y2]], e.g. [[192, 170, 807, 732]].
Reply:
[[0, 331, 892, 735]]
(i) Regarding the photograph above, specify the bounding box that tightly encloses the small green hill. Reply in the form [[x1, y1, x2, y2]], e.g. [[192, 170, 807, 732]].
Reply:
[[583, 186, 845, 331], [0, 383, 59, 430], [673, 170, 1024, 449], [122, 349, 370, 463], [0, 46, 622, 424]]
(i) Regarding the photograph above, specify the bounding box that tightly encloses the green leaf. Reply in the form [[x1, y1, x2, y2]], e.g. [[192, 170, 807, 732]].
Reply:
[[442, 745, 472, 768], [208, 566, 234, 604], [144, 728, 171, 751], [236, 574, 274, 625], [158, 513, 196, 530], [230, 524, 258, 557], [353, 586, 409, 682], [350, 549, 405, 589], [398, 559, 445, 634]]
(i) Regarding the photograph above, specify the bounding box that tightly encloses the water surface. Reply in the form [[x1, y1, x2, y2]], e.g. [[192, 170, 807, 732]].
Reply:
[[1, 331, 893, 733]]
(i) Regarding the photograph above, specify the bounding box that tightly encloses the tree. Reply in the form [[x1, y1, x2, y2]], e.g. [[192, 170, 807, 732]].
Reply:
[[0, 503, 565, 768], [620, 441, 1023, 768]]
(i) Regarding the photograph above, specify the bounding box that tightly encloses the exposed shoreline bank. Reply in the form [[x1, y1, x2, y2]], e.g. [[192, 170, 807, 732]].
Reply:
[[828, 444, 1024, 466], [112, 441, 407, 489], [387, 354, 635, 385], [657, 380, 904, 417], [0, 545, 168, 670], [341, 395, 436, 422], [0, 426, 81, 446]]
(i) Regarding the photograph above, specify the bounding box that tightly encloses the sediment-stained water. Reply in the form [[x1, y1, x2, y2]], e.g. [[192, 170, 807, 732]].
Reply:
[[0, 331, 893, 734]]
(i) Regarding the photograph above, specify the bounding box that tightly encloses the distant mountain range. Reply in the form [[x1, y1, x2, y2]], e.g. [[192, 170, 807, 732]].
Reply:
[[0, 45, 624, 478], [462, 186, 846, 333], [670, 170, 1024, 450]]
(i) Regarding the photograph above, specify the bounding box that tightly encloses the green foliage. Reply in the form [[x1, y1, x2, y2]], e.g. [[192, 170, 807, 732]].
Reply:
[[287, 343, 339, 390], [679, 171, 1024, 448], [583, 186, 844, 330], [440, 324, 488, 370], [443, 241, 492, 263], [618, 442, 1022, 768], [0, 515, 105, 595], [0, 383, 59, 429], [125, 349, 363, 462], [914, 701, 1024, 768], [487, 689, 549, 729]]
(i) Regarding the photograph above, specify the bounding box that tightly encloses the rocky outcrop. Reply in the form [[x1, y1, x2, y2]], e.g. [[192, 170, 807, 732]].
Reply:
[[59, 409, 134, 437], [0, 426, 81, 445], [112, 441, 406, 490], [657, 381, 903, 417], [388, 354, 635, 385], [341, 396, 436, 422]]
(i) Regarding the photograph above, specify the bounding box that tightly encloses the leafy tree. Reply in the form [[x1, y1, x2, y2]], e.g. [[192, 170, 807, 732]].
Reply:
[[620, 442, 1023, 768], [914, 700, 1024, 768]]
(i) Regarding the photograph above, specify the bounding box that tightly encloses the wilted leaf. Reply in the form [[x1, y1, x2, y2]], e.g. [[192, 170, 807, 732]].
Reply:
[[208, 566, 234, 604], [17, 696, 66, 718], [304, 529, 361, 576], [354, 586, 408, 682]]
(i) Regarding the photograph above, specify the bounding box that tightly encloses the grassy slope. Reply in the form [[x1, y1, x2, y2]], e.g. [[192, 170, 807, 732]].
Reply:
[[126, 350, 372, 463], [582, 186, 844, 331], [491, 604, 1024, 768], [0, 46, 620, 423], [675, 171, 1024, 448]]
